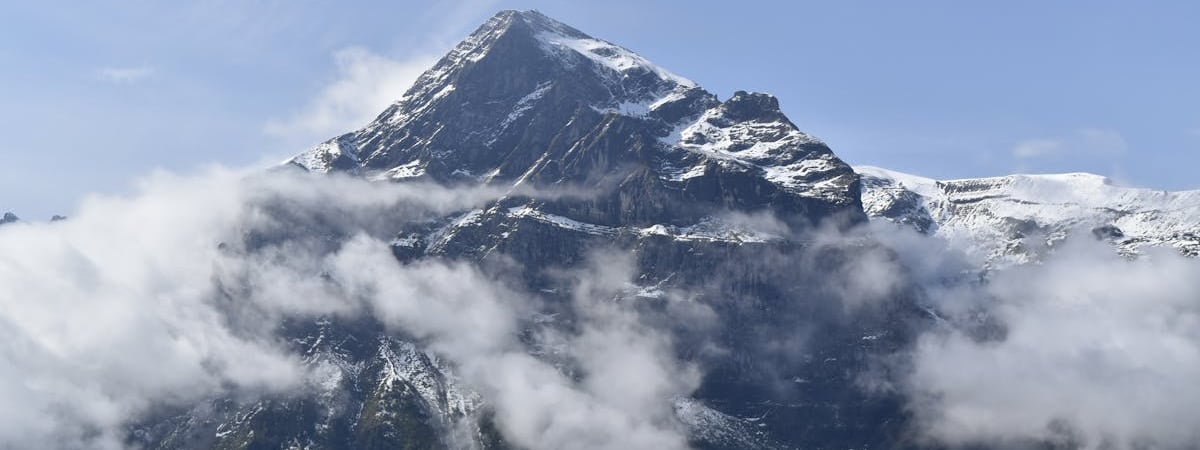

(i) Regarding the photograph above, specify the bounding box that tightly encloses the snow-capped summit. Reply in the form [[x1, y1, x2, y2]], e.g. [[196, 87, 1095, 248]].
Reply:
[[286, 9, 862, 229], [857, 165, 1200, 264], [0, 212, 18, 226], [287, 9, 708, 176]]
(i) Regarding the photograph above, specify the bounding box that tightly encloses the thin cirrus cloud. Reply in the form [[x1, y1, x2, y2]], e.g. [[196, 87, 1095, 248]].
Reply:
[[1011, 138, 1064, 159], [1011, 128, 1128, 160], [94, 66, 155, 83]]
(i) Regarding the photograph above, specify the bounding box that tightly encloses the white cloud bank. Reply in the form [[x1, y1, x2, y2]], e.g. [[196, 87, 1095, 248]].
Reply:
[[335, 247, 699, 450], [3, 162, 1198, 450], [0, 168, 698, 450], [841, 223, 1200, 450]]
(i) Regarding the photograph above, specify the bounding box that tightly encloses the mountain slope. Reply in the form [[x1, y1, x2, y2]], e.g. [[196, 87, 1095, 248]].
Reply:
[[858, 165, 1200, 264]]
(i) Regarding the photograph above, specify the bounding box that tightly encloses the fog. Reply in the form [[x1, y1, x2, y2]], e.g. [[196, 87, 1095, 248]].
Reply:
[[902, 238, 1200, 449], [2, 167, 1198, 450], [0, 168, 701, 449]]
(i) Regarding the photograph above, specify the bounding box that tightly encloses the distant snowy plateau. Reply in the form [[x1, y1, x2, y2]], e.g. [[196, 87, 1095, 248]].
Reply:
[[858, 166, 1200, 265]]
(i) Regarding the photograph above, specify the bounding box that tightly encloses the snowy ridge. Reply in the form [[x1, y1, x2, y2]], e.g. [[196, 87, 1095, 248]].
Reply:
[[425, 208, 488, 253], [386, 8, 698, 130], [507, 204, 785, 243], [376, 339, 481, 419], [666, 103, 823, 160], [368, 159, 426, 181], [497, 81, 553, 131], [287, 138, 359, 173], [287, 10, 704, 175], [673, 398, 786, 450], [857, 165, 1200, 263], [406, 204, 787, 253], [659, 92, 856, 202], [532, 29, 696, 89], [637, 218, 783, 243], [507, 205, 616, 236], [529, 11, 699, 119]]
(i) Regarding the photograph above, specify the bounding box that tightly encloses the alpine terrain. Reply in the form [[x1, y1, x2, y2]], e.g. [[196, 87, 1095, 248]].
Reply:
[[112, 9, 1199, 450]]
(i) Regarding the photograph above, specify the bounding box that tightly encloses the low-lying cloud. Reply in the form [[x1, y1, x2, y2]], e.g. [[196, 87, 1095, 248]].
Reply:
[[4, 164, 1200, 450], [0, 167, 699, 450], [833, 222, 1200, 450], [903, 239, 1200, 449]]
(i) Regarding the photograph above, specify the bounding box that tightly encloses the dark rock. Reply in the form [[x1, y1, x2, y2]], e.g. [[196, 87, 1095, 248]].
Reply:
[[1092, 224, 1125, 240]]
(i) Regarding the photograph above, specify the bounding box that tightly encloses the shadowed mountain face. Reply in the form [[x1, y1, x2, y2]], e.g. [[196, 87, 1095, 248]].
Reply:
[[133, 10, 926, 450]]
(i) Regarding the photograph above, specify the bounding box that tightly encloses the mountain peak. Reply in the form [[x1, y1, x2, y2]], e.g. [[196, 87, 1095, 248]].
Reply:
[[477, 10, 695, 88], [286, 10, 863, 228], [487, 10, 587, 38], [290, 10, 711, 174], [720, 91, 787, 122], [371, 9, 696, 128]]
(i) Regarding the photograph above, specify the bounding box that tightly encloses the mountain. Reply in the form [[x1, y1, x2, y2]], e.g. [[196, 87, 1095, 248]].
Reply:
[[130, 9, 1200, 450], [131, 10, 918, 450], [286, 9, 862, 231], [858, 165, 1200, 265], [0, 212, 17, 226]]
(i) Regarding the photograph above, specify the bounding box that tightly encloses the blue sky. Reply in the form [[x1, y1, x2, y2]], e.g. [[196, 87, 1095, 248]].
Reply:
[[2, 1, 1197, 219]]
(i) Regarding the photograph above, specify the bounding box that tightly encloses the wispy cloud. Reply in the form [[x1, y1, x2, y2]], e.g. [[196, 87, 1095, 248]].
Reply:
[[1077, 128, 1128, 154], [904, 239, 1200, 449], [262, 0, 501, 149], [1011, 128, 1127, 160], [263, 47, 437, 144], [94, 66, 155, 83], [1011, 138, 1064, 159], [0, 167, 701, 449]]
